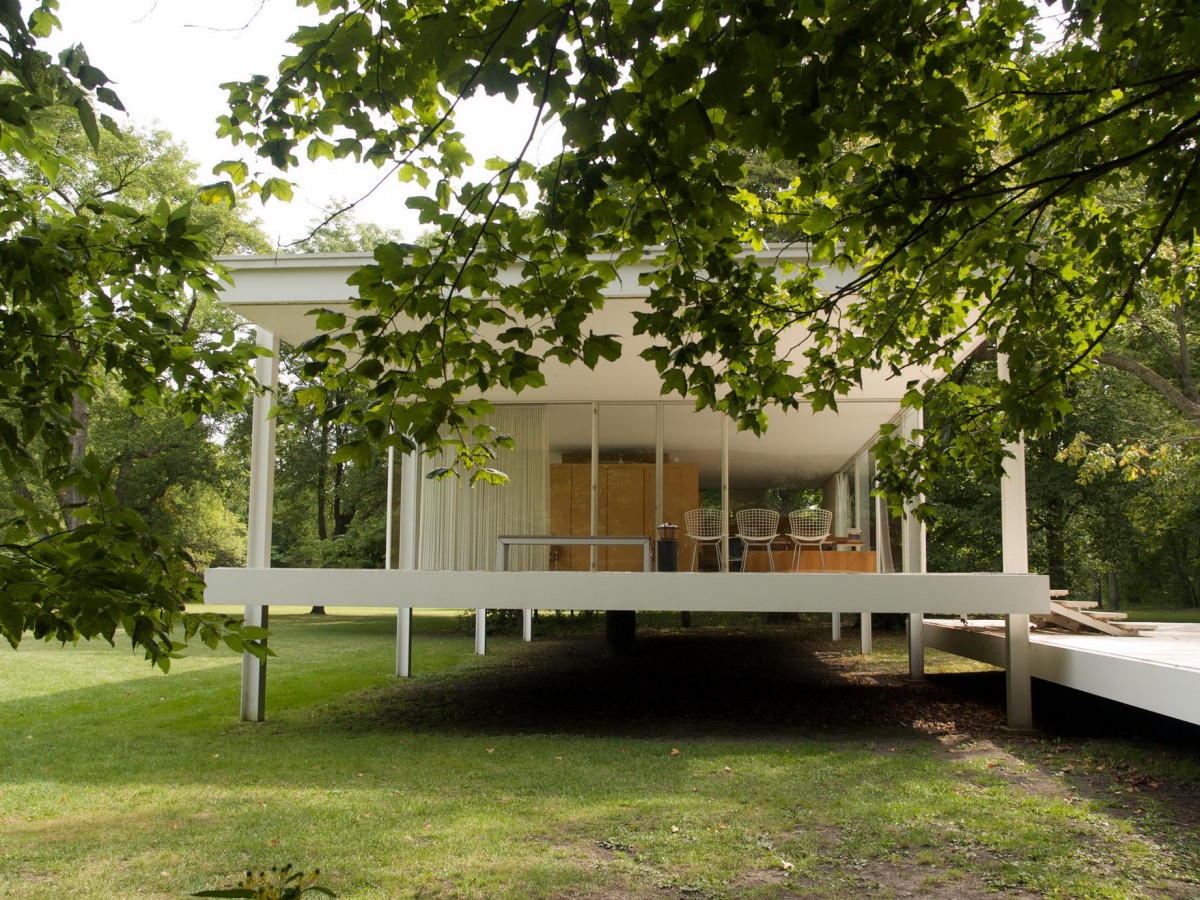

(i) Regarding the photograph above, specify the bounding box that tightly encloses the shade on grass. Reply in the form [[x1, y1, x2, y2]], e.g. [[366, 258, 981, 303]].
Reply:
[[1, 613, 1196, 898]]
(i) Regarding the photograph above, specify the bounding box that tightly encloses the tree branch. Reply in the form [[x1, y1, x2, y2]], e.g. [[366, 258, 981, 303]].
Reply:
[[1097, 350, 1200, 423], [1173, 300, 1197, 401]]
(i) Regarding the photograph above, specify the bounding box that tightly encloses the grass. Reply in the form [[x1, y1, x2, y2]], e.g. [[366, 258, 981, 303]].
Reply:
[[1121, 608, 1200, 623], [1, 612, 1198, 899]]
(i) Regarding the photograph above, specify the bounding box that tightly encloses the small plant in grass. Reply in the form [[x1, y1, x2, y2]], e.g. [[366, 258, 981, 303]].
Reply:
[[193, 863, 335, 898]]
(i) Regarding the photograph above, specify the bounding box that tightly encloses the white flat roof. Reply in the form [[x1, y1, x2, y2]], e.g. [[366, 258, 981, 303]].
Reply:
[[215, 249, 975, 484]]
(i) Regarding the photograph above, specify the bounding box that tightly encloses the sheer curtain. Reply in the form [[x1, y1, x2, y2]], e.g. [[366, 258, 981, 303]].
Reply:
[[876, 493, 895, 574], [833, 472, 848, 535], [418, 406, 550, 571]]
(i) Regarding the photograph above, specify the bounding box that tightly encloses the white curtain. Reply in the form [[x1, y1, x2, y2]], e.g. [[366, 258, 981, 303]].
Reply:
[[833, 472, 848, 535], [418, 406, 550, 571], [876, 493, 895, 574]]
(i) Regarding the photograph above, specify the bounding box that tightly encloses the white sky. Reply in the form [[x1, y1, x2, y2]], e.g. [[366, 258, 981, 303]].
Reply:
[[49, 0, 555, 248]]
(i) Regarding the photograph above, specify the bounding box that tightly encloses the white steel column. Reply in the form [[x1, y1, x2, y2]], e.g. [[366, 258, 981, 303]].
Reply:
[[241, 328, 279, 722], [831, 468, 843, 640], [385, 446, 395, 569], [903, 409, 926, 681], [857, 452, 873, 655], [474, 608, 487, 655], [906, 583, 925, 678], [590, 402, 600, 571], [396, 444, 418, 675], [654, 403, 664, 532], [720, 417, 730, 572], [998, 353, 1034, 731]]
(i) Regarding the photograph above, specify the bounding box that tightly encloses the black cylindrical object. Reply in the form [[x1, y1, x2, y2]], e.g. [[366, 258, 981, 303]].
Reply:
[[657, 527, 688, 626], [656, 538, 679, 572]]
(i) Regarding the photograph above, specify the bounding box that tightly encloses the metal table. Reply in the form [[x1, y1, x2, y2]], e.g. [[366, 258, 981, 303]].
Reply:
[[488, 534, 653, 647]]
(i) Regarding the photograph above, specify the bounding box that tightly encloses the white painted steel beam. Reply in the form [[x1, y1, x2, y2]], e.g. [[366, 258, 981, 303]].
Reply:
[[396, 445, 419, 676], [998, 352, 1034, 731], [720, 418, 730, 572], [859, 613, 873, 655], [208, 569, 1049, 615], [907, 614, 925, 680], [241, 328, 279, 723]]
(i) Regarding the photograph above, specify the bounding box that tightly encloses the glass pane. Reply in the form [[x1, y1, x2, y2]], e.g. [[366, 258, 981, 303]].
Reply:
[[547, 404, 593, 571], [727, 422, 813, 572], [418, 405, 549, 571], [597, 404, 657, 571], [664, 404, 722, 571], [858, 451, 875, 553]]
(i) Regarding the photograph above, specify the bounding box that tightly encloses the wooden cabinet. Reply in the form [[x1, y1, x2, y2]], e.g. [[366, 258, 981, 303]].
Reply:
[[742, 545, 877, 573], [549, 463, 700, 570]]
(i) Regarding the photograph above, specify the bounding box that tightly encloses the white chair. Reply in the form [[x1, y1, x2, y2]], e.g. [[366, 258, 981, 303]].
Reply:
[[735, 508, 781, 572], [787, 508, 833, 571], [683, 508, 726, 572]]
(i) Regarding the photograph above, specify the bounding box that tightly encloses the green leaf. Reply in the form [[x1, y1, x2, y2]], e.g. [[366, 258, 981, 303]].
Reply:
[[314, 309, 347, 330], [214, 160, 250, 184], [74, 97, 99, 150], [76, 63, 109, 90], [150, 198, 171, 229], [94, 86, 124, 111], [307, 137, 336, 162], [260, 177, 294, 203], [198, 181, 237, 207]]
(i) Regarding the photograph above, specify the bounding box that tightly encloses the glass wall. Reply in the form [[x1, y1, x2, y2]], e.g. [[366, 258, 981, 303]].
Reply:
[[597, 404, 658, 571], [546, 404, 592, 571], [407, 400, 906, 574], [418, 406, 549, 571], [727, 419, 823, 570], [547, 403, 710, 572], [664, 404, 724, 570]]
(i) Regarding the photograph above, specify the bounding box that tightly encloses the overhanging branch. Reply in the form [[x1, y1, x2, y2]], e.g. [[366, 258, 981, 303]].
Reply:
[[1097, 350, 1200, 424]]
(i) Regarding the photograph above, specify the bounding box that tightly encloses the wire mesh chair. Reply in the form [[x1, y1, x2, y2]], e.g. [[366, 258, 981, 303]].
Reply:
[[683, 508, 727, 572], [735, 508, 781, 572], [787, 508, 834, 571]]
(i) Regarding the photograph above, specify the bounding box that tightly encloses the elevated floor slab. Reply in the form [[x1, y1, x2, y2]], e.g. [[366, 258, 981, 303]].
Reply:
[[925, 620, 1200, 727], [206, 569, 1049, 615]]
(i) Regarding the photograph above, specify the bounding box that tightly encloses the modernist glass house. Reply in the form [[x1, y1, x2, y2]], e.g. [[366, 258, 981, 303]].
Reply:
[[205, 249, 1048, 728]]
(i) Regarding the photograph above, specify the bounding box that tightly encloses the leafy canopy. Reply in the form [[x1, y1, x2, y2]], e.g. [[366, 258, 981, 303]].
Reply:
[[218, 0, 1200, 503], [0, 1, 266, 666]]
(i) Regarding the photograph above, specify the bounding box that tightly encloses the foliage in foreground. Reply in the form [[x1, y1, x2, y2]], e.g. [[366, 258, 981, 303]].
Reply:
[[218, 0, 1200, 510], [194, 864, 335, 899], [0, 2, 265, 665]]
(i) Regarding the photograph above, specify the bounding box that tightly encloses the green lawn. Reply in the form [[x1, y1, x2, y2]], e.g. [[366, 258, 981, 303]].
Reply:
[[1122, 608, 1200, 623], [1, 613, 1197, 899]]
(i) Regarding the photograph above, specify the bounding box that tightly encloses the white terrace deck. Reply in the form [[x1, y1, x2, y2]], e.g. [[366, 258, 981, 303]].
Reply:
[[207, 568, 1050, 726], [925, 619, 1200, 727]]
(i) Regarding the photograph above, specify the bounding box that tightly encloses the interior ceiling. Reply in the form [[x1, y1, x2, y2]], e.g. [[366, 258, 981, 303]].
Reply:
[[218, 253, 933, 487], [539, 400, 895, 488]]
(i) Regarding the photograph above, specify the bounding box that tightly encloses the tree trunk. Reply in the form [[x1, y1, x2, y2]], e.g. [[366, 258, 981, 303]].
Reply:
[[332, 461, 353, 537], [309, 421, 332, 615], [1107, 571, 1120, 610], [1042, 494, 1068, 590], [59, 393, 90, 530], [316, 420, 329, 541]]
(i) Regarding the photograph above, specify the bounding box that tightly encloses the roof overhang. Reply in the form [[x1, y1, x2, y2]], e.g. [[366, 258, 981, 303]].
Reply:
[[216, 249, 974, 485]]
